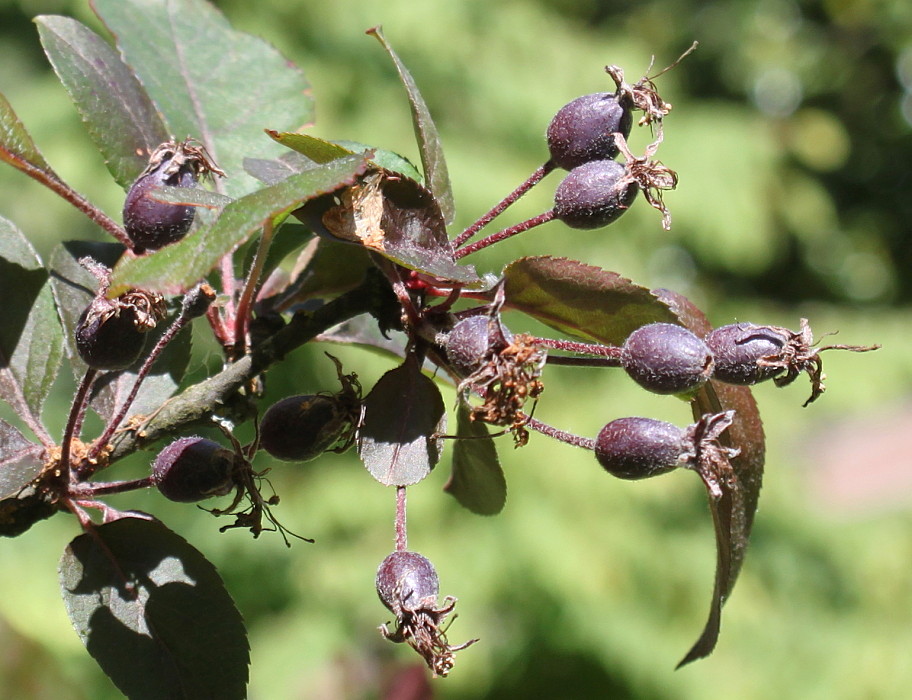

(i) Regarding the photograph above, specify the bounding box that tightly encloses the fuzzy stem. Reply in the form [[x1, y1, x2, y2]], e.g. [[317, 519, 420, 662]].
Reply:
[[233, 219, 275, 353], [395, 486, 408, 552], [545, 355, 623, 368], [4, 155, 131, 246], [71, 476, 155, 498], [60, 369, 97, 479], [453, 162, 554, 249], [87, 289, 213, 466], [525, 416, 595, 450], [454, 210, 556, 259], [534, 337, 623, 357]]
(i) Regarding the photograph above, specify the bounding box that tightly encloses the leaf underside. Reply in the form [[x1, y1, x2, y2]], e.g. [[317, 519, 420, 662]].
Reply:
[[59, 517, 249, 700]]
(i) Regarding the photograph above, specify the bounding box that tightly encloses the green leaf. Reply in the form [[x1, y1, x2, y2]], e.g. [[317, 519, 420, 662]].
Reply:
[[0, 420, 45, 500], [502, 256, 679, 345], [60, 517, 248, 699], [49, 241, 191, 425], [266, 131, 356, 164], [444, 404, 506, 515], [359, 355, 446, 486], [91, 0, 314, 197], [0, 217, 64, 442], [267, 131, 424, 182], [109, 154, 370, 295], [367, 26, 454, 224], [0, 92, 54, 174], [272, 237, 374, 307], [36, 15, 170, 189], [654, 288, 765, 668]]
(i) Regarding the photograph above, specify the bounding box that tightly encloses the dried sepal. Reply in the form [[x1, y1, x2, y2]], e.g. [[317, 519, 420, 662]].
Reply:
[[681, 410, 741, 498], [615, 133, 678, 230], [140, 138, 225, 181], [753, 318, 880, 407]]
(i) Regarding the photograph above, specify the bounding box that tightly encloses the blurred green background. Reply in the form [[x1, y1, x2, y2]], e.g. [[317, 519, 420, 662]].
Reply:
[[1, 0, 911, 698]]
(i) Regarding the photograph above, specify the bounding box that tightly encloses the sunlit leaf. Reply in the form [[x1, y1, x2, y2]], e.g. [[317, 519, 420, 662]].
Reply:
[[109, 154, 370, 295], [0, 217, 64, 443], [36, 15, 170, 189], [367, 26, 454, 224], [444, 404, 505, 515], [0, 92, 53, 174], [359, 355, 446, 486], [60, 517, 248, 699], [502, 256, 678, 345], [91, 0, 314, 197]]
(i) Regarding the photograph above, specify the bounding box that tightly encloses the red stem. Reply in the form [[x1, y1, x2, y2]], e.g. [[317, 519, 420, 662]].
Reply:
[[395, 486, 407, 552], [454, 210, 556, 259], [61, 369, 97, 480], [453, 161, 554, 248], [525, 416, 595, 450]]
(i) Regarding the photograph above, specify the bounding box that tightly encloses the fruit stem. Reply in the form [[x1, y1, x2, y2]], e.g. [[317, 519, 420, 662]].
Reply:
[[234, 219, 275, 353], [60, 369, 97, 479], [454, 210, 556, 259], [525, 416, 595, 450], [87, 287, 215, 467], [3, 154, 132, 247], [534, 337, 623, 359], [453, 161, 555, 249], [71, 476, 155, 497], [395, 486, 408, 552]]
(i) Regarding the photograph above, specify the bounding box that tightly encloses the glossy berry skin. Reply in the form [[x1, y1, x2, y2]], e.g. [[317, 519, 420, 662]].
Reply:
[[259, 395, 349, 462], [75, 301, 146, 371], [152, 437, 238, 503], [444, 315, 512, 378], [595, 417, 686, 479], [621, 323, 714, 395], [376, 551, 439, 613], [123, 160, 196, 253], [706, 323, 787, 385], [553, 159, 637, 229], [546, 93, 633, 170]]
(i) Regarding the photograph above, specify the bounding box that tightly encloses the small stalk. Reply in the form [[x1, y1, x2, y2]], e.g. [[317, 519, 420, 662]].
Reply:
[[525, 416, 595, 450], [454, 210, 556, 259], [60, 369, 97, 479], [71, 476, 155, 498], [233, 219, 275, 353], [87, 285, 215, 466], [534, 337, 623, 358], [453, 162, 555, 249], [395, 486, 408, 552]]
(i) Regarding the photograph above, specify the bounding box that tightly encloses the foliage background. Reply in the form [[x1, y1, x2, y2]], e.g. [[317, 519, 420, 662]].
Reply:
[[0, 0, 910, 698]]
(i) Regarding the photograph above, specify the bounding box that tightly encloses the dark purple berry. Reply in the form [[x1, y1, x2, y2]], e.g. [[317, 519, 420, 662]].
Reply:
[[553, 159, 638, 229], [706, 323, 788, 385], [75, 298, 147, 370], [444, 315, 513, 378], [259, 395, 350, 462], [546, 93, 633, 170], [123, 140, 222, 253], [621, 322, 714, 395], [595, 417, 687, 479], [376, 551, 440, 613], [152, 436, 239, 503]]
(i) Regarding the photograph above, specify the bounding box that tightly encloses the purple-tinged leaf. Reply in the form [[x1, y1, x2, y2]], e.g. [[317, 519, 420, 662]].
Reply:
[[0, 419, 45, 500], [243, 152, 319, 185], [502, 256, 678, 345], [49, 241, 191, 426], [109, 154, 370, 296], [35, 15, 170, 189], [0, 217, 63, 446], [359, 355, 446, 486], [654, 288, 765, 668], [91, 0, 314, 198], [367, 27, 454, 224], [60, 517, 248, 699], [444, 404, 505, 515], [317, 316, 409, 363]]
